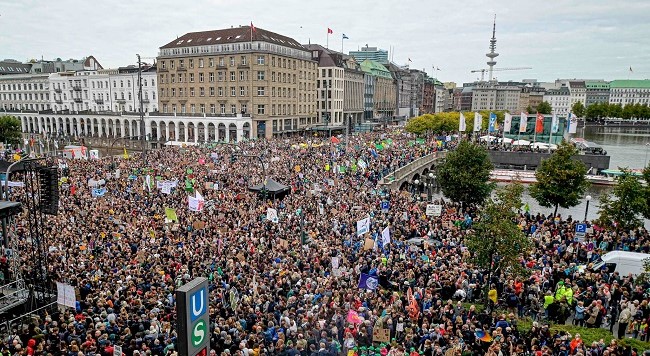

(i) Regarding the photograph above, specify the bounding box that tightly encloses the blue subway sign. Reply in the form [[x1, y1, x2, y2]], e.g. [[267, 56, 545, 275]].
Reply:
[[177, 277, 210, 356]]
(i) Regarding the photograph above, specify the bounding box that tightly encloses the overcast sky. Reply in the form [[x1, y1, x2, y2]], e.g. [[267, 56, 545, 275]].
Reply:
[[1, 0, 649, 84]]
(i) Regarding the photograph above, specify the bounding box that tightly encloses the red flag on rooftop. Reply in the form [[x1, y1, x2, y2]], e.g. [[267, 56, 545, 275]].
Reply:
[[250, 22, 256, 32], [327, 28, 333, 34]]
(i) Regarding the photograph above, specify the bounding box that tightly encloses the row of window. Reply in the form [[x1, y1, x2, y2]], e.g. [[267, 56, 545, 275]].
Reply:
[[159, 86, 306, 99], [0, 83, 46, 91], [159, 70, 308, 85], [160, 55, 315, 72], [1, 93, 49, 101], [163, 103, 251, 115]]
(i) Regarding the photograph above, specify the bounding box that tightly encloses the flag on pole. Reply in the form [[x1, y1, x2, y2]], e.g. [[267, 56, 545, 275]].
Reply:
[[473, 112, 482, 132], [165, 207, 178, 222], [250, 22, 256, 32], [358, 273, 379, 290], [568, 113, 578, 134], [551, 114, 559, 133], [342, 33, 349, 39], [356, 216, 370, 236], [488, 112, 497, 133], [504, 113, 512, 133], [535, 113, 545, 133], [519, 112, 528, 133], [327, 28, 333, 34], [458, 112, 466, 132], [346, 310, 364, 324], [381, 226, 391, 246], [629, 66, 633, 73]]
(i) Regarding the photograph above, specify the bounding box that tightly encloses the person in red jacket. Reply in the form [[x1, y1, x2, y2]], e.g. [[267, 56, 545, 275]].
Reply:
[[26, 339, 36, 356]]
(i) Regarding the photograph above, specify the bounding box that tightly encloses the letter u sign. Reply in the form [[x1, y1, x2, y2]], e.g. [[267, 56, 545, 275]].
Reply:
[[189, 288, 207, 322]]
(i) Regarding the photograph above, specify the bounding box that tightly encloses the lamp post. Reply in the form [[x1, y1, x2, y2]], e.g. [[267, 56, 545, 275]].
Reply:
[[427, 172, 435, 201], [584, 195, 592, 222], [414, 179, 419, 196]]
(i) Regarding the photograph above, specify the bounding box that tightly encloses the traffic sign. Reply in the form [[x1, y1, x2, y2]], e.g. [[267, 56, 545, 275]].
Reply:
[[575, 223, 587, 240], [380, 201, 390, 212], [177, 277, 210, 356]]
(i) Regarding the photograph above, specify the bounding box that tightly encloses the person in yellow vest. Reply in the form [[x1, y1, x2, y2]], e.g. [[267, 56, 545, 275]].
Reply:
[[488, 284, 498, 307], [554, 281, 568, 302], [564, 285, 574, 306], [544, 290, 555, 320]]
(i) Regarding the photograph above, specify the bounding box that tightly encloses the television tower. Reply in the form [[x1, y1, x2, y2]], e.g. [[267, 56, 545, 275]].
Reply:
[[486, 14, 499, 82]]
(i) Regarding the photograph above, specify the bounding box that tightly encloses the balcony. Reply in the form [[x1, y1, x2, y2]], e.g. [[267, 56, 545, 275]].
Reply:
[[94, 99, 104, 104], [141, 99, 150, 103], [55, 99, 63, 104], [237, 63, 249, 69], [177, 65, 187, 71], [158, 67, 168, 73], [116, 99, 126, 104], [72, 85, 82, 91], [73, 98, 83, 103], [54, 88, 62, 93]]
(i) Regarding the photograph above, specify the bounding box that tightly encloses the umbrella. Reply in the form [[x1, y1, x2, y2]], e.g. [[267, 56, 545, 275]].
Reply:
[[511, 139, 531, 146]]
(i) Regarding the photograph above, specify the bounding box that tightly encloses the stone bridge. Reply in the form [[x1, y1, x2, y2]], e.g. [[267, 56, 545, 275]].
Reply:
[[378, 151, 447, 191]]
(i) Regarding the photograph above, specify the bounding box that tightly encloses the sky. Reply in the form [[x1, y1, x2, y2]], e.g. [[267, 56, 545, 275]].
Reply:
[[1, 0, 649, 84]]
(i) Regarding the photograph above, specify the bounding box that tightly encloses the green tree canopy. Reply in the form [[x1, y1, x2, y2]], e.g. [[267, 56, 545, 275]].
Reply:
[[596, 168, 648, 231], [529, 141, 590, 217], [404, 111, 509, 136], [0, 115, 22, 145], [537, 101, 552, 115], [642, 165, 650, 220], [465, 182, 531, 303], [571, 101, 586, 118], [437, 140, 495, 206]]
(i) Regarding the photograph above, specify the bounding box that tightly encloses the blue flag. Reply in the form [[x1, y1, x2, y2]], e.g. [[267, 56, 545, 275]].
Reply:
[[358, 273, 379, 290], [488, 112, 497, 133]]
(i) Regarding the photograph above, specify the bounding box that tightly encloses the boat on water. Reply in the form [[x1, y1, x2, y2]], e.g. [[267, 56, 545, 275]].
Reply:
[[489, 169, 621, 186]]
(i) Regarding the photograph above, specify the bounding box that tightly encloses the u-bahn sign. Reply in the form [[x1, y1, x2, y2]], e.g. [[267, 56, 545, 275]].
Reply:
[[176, 277, 210, 356]]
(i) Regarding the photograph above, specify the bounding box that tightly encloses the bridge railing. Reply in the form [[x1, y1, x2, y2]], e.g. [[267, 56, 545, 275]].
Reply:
[[379, 151, 447, 187]]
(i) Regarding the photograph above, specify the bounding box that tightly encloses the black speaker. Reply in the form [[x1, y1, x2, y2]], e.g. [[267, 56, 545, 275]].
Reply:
[[38, 167, 59, 215]]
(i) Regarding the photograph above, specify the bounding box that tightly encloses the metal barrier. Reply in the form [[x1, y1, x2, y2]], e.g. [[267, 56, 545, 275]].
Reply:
[[0, 302, 58, 336]]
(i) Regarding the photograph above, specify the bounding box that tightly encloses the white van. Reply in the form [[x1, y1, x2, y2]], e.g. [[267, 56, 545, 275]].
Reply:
[[590, 251, 650, 276]]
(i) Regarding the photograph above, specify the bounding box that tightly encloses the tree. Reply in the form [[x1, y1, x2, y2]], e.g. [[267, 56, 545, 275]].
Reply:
[[0, 115, 22, 145], [465, 182, 531, 306], [596, 168, 648, 231], [404, 116, 430, 135], [537, 101, 552, 115], [643, 165, 650, 220], [529, 142, 590, 217], [437, 140, 495, 206], [571, 101, 586, 118]]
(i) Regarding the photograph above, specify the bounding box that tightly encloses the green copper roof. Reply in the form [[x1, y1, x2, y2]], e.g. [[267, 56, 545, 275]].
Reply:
[[609, 80, 650, 89], [360, 60, 392, 79]]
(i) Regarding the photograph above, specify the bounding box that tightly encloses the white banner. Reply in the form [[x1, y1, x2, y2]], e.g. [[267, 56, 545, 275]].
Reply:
[[473, 112, 482, 132], [56, 282, 76, 308], [356, 216, 370, 236], [503, 113, 512, 133], [459, 112, 466, 132], [381, 226, 391, 246], [188, 192, 204, 212], [266, 208, 278, 223], [426, 204, 442, 216]]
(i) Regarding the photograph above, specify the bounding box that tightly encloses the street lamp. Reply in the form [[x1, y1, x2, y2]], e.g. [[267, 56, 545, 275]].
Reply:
[[427, 172, 434, 201], [414, 179, 420, 195], [584, 195, 592, 222]]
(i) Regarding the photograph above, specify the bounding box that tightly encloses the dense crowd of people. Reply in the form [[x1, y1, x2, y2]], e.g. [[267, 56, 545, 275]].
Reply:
[[0, 130, 649, 356]]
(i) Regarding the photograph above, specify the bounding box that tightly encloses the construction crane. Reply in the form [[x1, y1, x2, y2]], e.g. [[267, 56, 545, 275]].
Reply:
[[471, 67, 532, 81]]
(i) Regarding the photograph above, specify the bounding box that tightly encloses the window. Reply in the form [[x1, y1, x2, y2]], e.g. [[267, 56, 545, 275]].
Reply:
[[220, 104, 226, 114], [272, 57, 276, 66], [179, 59, 184, 68], [161, 61, 166, 69], [230, 72, 235, 81], [209, 73, 214, 82], [257, 56, 265, 65], [190, 88, 195, 97], [120, 80, 124, 87], [240, 87, 245, 96], [257, 71, 265, 80], [200, 104, 205, 113], [219, 57, 224, 66], [191, 104, 196, 113], [218, 72, 224, 81], [210, 87, 215, 96], [209, 58, 214, 67], [200, 87, 205, 97], [218, 87, 223, 96], [271, 72, 275, 82], [257, 87, 265, 96], [181, 104, 186, 113], [189, 59, 194, 68], [210, 104, 216, 114], [229, 57, 235, 66], [199, 73, 204, 83], [257, 104, 265, 114], [241, 104, 247, 113], [231, 104, 237, 114], [199, 58, 204, 68], [231, 87, 236, 96], [239, 71, 245, 81], [171, 88, 176, 97], [170, 60, 175, 69], [189, 73, 194, 83]]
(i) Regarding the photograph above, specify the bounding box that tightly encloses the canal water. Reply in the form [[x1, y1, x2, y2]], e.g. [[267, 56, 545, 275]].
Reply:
[[519, 126, 649, 227]]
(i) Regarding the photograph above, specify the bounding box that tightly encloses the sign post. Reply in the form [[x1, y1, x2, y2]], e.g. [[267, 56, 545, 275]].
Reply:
[[575, 223, 587, 241], [176, 277, 210, 356]]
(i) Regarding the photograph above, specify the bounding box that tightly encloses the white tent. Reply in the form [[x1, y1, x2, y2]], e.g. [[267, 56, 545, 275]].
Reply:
[[511, 139, 531, 146], [531, 142, 550, 149], [479, 135, 498, 142], [501, 137, 513, 144]]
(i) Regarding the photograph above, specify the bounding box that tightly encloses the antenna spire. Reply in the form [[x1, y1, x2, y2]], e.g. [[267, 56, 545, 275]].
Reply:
[[486, 14, 499, 82]]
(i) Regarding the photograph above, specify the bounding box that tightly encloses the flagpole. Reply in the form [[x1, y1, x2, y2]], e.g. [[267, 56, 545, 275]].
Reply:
[[341, 34, 344, 54], [326, 32, 329, 49]]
